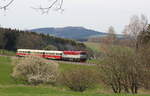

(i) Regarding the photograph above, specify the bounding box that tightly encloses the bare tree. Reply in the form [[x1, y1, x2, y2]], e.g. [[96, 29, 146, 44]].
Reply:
[[61, 68, 97, 92], [123, 14, 148, 49], [99, 47, 144, 94], [107, 26, 117, 44], [0, 0, 63, 14], [137, 25, 150, 90]]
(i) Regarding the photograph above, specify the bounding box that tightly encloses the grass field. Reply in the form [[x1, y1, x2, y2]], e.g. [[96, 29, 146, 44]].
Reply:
[[0, 50, 15, 56], [59, 62, 97, 72], [0, 56, 149, 96], [84, 42, 101, 52], [1, 86, 149, 96], [0, 56, 15, 85]]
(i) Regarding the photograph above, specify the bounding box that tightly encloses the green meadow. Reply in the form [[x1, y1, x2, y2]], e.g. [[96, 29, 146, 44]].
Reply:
[[0, 56, 149, 96]]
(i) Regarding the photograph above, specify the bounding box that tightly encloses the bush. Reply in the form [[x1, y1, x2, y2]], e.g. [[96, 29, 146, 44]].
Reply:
[[61, 68, 97, 92], [138, 47, 150, 90], [12, 56, 59, 85], [99, 47, 144, 94]]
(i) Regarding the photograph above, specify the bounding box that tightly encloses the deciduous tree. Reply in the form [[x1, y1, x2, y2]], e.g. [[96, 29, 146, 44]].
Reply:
[[123, 14, 148, 50], [107, 26, 117, 44]]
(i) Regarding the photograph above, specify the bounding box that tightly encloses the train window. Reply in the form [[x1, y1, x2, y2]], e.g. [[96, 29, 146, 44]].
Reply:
[[46, 53, 54, 55], [56, 53, 59, 55], [18, 51, 22, 53], [51, 53, 55, 55], [32, 52, 38, 54], [25, 51, 28, 53], [45, 53, 50, 55], [30, 52, 33, 54]]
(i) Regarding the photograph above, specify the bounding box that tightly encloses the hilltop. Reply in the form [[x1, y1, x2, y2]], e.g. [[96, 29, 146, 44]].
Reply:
[[30, 26, 107, 41]]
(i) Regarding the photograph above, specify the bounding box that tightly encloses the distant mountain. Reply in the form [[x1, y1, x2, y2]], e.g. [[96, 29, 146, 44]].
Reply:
[[30, 27, 107, 41]]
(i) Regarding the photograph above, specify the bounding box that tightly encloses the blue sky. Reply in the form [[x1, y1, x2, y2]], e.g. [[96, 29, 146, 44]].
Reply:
[[0, 0, 149, 33]]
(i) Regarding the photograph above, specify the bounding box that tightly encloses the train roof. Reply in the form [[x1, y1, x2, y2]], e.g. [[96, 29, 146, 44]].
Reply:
[[17, 49, 86, 54], [17, 49, 63, 53], [63, 51, 87, 55]]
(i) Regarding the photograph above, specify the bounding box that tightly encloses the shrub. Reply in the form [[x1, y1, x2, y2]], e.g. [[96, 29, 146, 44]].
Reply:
[[61, 68, 97, 92], [12, 56, 59, 85], [99, 47, 144, 94]]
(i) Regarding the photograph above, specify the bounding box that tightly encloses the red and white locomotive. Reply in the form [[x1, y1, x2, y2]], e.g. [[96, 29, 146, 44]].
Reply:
[[16, 49, 87, 62]]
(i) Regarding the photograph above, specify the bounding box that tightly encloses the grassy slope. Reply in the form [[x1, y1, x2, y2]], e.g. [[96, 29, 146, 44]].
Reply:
[[0, 86, 149, 96], [84, 42, 101, 52], [59, 62, 97, 72], [84, 42, 102, 64], [0, 56, 15, 85], [0, 56, 149, 96], [84, 42, 134, 64], [0, 50, 15, 56]]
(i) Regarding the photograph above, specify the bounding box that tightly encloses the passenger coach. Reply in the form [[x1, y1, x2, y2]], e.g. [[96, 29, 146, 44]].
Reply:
[[16, 49, 87, 62]]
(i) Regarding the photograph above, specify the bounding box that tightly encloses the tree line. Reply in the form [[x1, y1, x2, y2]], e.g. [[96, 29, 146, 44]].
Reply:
[[0, 27, 87, 51]]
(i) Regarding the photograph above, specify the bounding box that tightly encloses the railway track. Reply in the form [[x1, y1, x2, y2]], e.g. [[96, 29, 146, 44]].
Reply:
[[0, 55, 97, 66]]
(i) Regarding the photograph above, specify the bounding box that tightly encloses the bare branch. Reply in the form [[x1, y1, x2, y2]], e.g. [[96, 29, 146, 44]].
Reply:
[[0, 0, 14, 10], [123, 14, 148, 49], [0, 0, 64, 14], [33, 0, 64, 14]]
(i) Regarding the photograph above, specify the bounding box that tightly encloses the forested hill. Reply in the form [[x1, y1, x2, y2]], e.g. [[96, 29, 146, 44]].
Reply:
[[30, 27, 107, 41], [0, 28, 87, 51]]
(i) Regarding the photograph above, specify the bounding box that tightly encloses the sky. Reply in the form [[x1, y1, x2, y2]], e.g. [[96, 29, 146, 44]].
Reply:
[[0, 0, 150, 33]]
